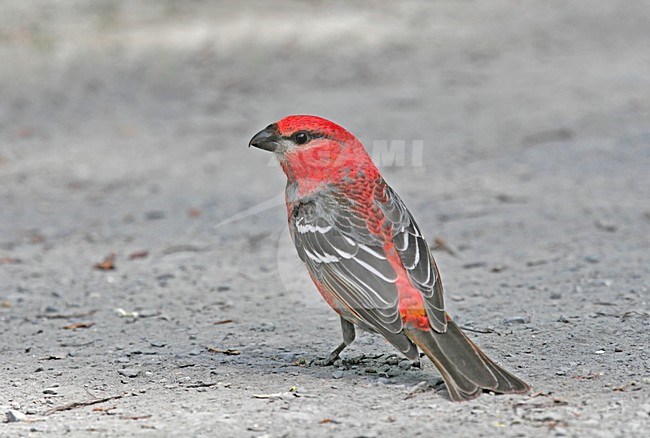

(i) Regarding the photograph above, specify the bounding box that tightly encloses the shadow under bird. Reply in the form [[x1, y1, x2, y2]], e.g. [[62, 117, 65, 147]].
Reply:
[[249, 115, 530, 401]]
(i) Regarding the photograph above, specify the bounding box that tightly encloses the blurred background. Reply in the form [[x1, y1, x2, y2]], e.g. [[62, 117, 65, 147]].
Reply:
[[1, 1, 649, 435], [2, 0, 648, 240]]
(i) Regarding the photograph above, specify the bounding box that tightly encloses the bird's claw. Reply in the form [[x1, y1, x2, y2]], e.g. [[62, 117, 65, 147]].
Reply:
[[312, 352, 340, 367]]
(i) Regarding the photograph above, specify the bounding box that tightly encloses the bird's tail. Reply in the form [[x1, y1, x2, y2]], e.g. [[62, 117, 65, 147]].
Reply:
[[406, 319, 530, 401]]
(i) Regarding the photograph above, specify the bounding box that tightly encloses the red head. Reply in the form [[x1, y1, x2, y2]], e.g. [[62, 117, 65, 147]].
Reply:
[[249, 115, 376, 189]]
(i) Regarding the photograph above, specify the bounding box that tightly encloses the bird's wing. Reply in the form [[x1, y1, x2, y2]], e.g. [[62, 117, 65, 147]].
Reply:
[[290, 195, 418, 359], [374, 183, 447, 333]]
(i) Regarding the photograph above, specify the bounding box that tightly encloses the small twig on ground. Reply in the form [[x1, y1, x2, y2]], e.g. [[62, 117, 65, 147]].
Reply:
[[206, 347, 241, 355], [37, 310, 98, 319], [63, 321, 95, 330], [459, 325, 499, 335], [120, 415, 152, 420], [44, 395, 124, 415], [92, 405, 117, 412], [621, 310, 649, 321], [128, 250, 149, 260], [186, 382, 219, 388], [213, 319, 236, 325]]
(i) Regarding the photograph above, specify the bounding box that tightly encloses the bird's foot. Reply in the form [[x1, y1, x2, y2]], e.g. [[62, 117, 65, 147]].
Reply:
[[312, 341, 348, 367], [312, 352, 340, 367]]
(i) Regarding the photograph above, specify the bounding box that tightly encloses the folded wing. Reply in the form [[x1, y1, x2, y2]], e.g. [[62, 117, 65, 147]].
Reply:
[[374, 182, 447, 333], [290, 198, 419, 359]]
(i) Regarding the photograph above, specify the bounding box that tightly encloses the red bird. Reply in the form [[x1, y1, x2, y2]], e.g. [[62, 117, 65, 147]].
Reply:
[[249, 115, 530, 401]]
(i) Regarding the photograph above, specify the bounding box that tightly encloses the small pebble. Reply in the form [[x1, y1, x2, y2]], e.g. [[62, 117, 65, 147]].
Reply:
[[385, 357, 399, 366], [386, 368, 403, 377], [43, 388, 57, 395], [529, 411, 564, 422], [553, 427, 568, 437], [398, 360, 412, 370], [250, 323, 275, 332], [585, 255, 600, 264], [118, 368, 140, 378], [595, 220, 617, 232], [6, 410, 26, 422], [145, 210, 165, 220], [332, 370, 344, 379], [503, 316, 530, 325]]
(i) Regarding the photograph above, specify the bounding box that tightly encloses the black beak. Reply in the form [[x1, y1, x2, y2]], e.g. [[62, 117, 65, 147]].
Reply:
[[249, 125, 280, 152]]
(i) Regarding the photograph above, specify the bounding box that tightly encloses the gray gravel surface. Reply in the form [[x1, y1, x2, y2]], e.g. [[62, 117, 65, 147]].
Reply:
[[1, 1, 649, 436]]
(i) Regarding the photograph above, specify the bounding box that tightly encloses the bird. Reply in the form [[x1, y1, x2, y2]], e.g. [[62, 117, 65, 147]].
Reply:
[[249, 115, 530, 401]]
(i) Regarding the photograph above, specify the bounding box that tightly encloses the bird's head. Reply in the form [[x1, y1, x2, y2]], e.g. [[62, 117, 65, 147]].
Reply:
[[249, 115, 374, 184]]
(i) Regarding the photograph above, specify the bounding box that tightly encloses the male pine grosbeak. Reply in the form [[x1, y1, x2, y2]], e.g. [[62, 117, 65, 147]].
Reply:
[[249, 115, 530, 401]]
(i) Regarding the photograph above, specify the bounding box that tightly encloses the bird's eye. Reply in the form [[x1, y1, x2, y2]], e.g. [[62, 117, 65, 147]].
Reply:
[[294, 132, 309, 145]]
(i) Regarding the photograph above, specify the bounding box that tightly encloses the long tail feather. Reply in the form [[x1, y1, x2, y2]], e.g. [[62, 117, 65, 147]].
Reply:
[[406, 320, 530, 401]]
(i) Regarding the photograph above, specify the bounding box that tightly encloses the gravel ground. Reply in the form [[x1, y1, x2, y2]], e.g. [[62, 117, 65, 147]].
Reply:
[[1, 1, 649, 436]]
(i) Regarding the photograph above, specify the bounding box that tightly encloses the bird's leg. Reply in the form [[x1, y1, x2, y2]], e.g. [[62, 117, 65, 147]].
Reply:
[[410, 353, 424, 369], [315, 318, 356, 366]]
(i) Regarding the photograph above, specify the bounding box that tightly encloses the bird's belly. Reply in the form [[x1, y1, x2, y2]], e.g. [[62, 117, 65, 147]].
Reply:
[[307, 270, 375, 332]]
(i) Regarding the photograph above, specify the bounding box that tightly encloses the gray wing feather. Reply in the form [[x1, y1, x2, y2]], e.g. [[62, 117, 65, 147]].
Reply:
[[376, 184, 447, 333]]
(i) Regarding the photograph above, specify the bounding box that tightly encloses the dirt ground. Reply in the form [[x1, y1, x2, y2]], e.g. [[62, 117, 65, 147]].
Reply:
[[1, 1, 649, 437]]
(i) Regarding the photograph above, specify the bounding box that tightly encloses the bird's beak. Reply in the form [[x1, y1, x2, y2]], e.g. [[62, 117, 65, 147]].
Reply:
[[249, 125, 280, 152]]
